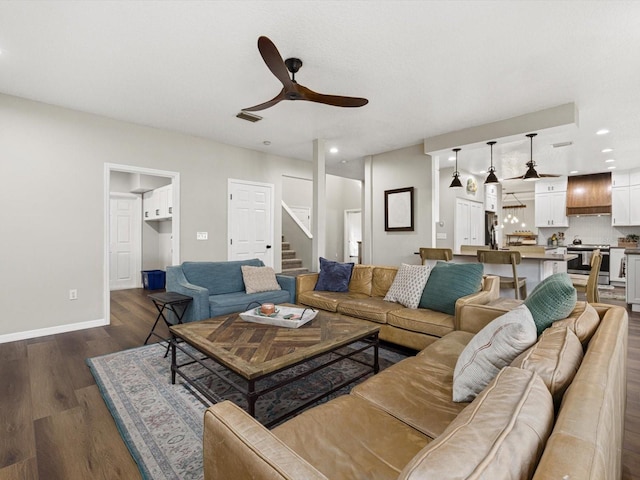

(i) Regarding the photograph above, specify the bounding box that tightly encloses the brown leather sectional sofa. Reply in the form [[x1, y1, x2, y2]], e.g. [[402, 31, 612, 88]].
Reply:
[[294, 264, 500, 350], [203, 300, 627, 479]]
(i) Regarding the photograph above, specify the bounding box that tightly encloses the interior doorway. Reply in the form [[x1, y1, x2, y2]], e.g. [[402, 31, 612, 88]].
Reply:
[[104, 163, 180, 325], [344, 209, 362, 263]]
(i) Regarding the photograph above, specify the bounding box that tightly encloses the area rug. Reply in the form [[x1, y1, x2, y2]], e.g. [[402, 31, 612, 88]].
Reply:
[[87, 341, 407, 480]]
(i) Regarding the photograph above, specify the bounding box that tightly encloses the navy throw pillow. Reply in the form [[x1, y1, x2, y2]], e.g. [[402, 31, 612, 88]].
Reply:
[[314, 257, 354, 292]]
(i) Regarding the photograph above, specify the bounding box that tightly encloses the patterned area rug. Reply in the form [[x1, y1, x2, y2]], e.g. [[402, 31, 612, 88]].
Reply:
[[87, 341, 407, 480]]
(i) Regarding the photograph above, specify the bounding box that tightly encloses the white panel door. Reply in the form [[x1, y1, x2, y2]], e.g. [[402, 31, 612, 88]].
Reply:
[[109, 195, 141, 290], [228, 180, 274, 267], [455, 199, 470, 254], [290, 206, 311, 231]]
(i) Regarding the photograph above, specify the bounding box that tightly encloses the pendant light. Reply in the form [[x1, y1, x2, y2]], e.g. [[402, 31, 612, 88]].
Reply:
[[523, 133, 541, 181], [449, 148, 463, 188], [484, 141, 499, 184]]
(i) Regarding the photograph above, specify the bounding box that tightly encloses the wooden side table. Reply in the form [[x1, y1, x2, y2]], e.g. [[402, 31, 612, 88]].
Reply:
[[145, 292, 193, 357]]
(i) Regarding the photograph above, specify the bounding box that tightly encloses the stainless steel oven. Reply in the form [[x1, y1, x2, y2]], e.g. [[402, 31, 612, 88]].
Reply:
[[566, 245, 610, 285]]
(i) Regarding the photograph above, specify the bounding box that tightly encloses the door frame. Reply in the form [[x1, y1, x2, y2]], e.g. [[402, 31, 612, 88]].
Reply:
[[104, 163, 181, 326], [109, 192, 142, 290], [227, 178, 275, 268], [344, 208, 362, 263]]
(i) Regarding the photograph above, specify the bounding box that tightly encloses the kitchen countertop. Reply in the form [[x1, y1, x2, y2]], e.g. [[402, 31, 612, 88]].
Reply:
[[454, 252, 577, 261], [625, 248, 640, 255]]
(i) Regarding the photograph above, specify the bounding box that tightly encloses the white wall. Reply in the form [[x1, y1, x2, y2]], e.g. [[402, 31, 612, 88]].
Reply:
[[0, 93, 311, 339], [368, 144, 433, 266]]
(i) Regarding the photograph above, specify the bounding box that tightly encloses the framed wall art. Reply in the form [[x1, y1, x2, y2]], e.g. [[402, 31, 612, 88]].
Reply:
[[384, 187, 414, 232]]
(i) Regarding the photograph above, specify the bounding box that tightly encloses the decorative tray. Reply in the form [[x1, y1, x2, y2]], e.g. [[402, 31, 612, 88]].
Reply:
[[239, 306, 317, 328]]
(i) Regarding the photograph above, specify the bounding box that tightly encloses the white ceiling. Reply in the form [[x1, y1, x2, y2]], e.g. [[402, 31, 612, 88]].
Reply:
[[1, 1, 639, 185]]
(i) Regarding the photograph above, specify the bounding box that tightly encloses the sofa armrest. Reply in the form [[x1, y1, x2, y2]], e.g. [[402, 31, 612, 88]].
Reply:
[[296, 273, 319, 298], [276, 274, 296, 303], [204, 402, 328, 480], [166, 265, 210, 323], [453, 275, 500, 329], [457, 304, 511, 334]]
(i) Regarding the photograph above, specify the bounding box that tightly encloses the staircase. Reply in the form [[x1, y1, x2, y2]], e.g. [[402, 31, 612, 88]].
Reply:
[[281, 237, 309, 276]]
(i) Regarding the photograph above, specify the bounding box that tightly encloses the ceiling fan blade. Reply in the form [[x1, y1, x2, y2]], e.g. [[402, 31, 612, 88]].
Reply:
[[257, 36, 294, 89], [297, 84, 368, 108], [241, 89, 287, 112]]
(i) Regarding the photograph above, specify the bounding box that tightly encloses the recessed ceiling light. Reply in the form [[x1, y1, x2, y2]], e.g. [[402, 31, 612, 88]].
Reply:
[[601, 148, 613, 153], [340, 159, 348, 164], [596, 129, 610, 135], [607, 165, 616, 170], [329, 147, 339, 154], [605, 159, 615, 163], [570, 170, 579, 174], [479, 170, 486, 174], [448, 156, 456, 161]]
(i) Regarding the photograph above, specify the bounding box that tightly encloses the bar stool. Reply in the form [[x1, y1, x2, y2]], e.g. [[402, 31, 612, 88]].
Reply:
[[477, 249, 527, 300], [419, 248, 453, 264], [569, 249, 602, 303]]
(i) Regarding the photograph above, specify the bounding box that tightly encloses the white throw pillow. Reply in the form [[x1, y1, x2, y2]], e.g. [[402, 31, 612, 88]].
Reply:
[[453, 304, 537, 402], [241, 265, 281, 294], [383, 263, 430, 309]]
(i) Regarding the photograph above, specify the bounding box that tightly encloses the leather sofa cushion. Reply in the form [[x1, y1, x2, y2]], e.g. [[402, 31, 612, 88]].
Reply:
[[337, 297, 403, 324], [552, 301, 600, 346], [511, 326, 584, 408], [348, 265, 374, 295], [399, 367, 554, 480], [273, 395, 431, 480], [351, 331, 474, 439], [298, 291, 368, 312], [387, 308, 454, 338], [371, 266, 398, 297]]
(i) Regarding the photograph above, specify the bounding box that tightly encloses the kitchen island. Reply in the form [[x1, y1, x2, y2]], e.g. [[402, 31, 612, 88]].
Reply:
[[453, 250, 578, 296], [626, 248, 640, 311]]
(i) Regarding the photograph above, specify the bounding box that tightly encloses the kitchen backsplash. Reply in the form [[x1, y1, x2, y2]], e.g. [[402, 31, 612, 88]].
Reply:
[[537, 215, 640, 246]]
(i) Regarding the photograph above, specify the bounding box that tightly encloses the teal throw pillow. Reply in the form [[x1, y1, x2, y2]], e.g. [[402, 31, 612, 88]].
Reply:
[[419, 262, 484, 315], [524, 272, 577, 335]]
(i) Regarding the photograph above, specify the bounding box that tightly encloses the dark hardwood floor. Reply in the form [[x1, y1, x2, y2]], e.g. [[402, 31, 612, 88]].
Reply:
[[0, 288, 638, 479]]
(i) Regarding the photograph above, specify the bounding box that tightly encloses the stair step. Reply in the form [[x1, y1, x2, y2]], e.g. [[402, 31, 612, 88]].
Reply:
[[282, 242, 291, 251], [282, 250, 296, 259], [282, 268, 309, 276], [282, 258, 303, 269]]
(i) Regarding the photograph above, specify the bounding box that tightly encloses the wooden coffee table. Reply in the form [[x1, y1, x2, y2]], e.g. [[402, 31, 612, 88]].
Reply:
[[169, 305, 380, 427]]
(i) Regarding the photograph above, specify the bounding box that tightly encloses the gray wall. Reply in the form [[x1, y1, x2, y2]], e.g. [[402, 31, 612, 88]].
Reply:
[[368, 144, 433, 266], [325, 174, 362, 262], [0, 93, 311, 338]]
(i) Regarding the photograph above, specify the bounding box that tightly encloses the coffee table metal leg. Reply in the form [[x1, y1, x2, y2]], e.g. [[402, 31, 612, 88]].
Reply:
[[247, 380, 257, 417], [171, 339, 177, 384]]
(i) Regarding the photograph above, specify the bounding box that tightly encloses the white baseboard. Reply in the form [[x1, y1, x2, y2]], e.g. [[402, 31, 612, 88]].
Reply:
[[0, 318, 109, 344]]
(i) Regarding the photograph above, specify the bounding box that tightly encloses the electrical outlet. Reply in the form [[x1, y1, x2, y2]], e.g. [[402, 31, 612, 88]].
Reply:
[[69, 289, 78, 300], [196, 232, 208, 240]]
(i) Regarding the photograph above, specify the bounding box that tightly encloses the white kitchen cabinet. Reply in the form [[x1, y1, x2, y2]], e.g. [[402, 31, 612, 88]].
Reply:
[[612, 184, 640, 226], [535, 191, 568, 227], [455, 198, 484, 253], [626, 252, 640, 311], [143, 184, 173, 221], [484, 184, 498, 212], [535, 177, 567, 194], [611, 170, 630, 187], [610, 247, 626, 284]]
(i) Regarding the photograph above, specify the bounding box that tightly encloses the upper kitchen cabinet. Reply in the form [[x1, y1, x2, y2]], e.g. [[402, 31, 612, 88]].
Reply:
[[612, 169, 640, 226], [535, 177, 567, 194], [535, 176, 568, 227], [143, 184, 173, 221], [484, 183, 498, 212]]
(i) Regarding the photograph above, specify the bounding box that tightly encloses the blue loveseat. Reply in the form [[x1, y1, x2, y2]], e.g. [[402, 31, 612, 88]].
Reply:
[[166, 259, 296, 323]]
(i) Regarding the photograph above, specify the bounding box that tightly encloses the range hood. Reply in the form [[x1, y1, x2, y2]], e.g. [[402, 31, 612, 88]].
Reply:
[[566, 172, 612, 216]]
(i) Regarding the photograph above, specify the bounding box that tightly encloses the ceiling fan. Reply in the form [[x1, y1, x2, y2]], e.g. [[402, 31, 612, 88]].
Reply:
[[241, 36, 369, 112], [505, 133, 560, 181]]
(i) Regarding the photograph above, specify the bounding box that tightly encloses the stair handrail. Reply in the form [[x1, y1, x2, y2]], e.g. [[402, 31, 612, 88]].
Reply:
[[281, 201, 313, 239]]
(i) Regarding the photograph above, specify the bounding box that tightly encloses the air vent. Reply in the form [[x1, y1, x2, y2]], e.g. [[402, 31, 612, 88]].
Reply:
[[552, 141, 573, 148], [236, 111, 263, 123]]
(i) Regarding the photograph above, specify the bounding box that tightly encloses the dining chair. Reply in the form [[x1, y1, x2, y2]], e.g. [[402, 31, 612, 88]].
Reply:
[[477, 249, 527, 300], [419, 248, 453, 264], [569, 249, 602, 303]]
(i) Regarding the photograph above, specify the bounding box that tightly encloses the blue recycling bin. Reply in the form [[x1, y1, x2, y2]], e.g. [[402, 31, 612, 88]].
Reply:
[[141, 270, 166, 290]]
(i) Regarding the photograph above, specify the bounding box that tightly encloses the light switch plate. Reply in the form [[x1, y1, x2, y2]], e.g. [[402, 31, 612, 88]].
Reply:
[[196, 232, 208, 240], [436, 233, 447, 239]]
